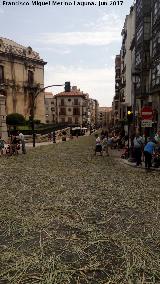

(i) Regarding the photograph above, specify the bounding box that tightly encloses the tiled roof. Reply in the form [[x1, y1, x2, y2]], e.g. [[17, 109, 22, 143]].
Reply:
[[0, 37, 45, 63], [45, 92, 54, 99], [55, 90, 86, 97]]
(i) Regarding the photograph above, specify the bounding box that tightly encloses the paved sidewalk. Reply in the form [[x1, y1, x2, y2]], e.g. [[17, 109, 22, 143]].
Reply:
[[110, 148, 160, 171]]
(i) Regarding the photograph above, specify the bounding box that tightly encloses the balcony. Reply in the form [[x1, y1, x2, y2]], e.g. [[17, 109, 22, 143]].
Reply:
[[59, 112, 66, 116], [73, 113, 80, 116], [59, 103, 66, 107], [0, 78, 15, 86], [114, 95, 119, 102], [23, 81, 41, 91], [72, 102, 80, 106]]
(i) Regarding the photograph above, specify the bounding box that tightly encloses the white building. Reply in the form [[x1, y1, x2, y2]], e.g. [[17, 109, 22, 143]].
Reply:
[[120, 6, 136, 112], [44, 92, 56, 124]]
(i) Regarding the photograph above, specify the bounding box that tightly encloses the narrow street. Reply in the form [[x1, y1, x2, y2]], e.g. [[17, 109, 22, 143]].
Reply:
[[0, 135, 160, 284]]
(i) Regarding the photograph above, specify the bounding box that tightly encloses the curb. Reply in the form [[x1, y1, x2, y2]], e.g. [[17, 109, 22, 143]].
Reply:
[[119, 158, 160, 171]]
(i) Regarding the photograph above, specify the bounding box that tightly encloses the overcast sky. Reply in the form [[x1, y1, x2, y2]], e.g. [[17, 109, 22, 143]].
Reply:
[[0, 0, 134, 106]]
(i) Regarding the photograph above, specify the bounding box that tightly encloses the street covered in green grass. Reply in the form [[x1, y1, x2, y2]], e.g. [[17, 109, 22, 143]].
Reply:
[[0, 135, 160, 284]]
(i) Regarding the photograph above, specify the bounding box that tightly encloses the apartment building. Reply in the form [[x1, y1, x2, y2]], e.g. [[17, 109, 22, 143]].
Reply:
[[98, 107, 112, 129], [135, 0, 151, 107], [120, 5, 136, 117], [151, 0, 160, 131]]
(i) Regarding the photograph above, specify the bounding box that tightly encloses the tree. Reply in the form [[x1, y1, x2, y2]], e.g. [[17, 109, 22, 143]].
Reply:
[[6, 113, 26, 129]]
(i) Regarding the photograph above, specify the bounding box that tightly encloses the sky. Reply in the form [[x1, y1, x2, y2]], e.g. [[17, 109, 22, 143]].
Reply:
[[0, 0, 134, 106]]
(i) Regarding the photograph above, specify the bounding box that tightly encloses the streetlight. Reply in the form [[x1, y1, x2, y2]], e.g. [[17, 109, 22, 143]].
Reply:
[[30, 84, 64, 147]]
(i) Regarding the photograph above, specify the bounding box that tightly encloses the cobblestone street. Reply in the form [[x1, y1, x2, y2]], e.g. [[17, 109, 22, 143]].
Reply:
[[0, 135, 160, 283]]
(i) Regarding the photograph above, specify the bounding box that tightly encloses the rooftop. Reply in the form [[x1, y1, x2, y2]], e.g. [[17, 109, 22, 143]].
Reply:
[[0, 37, 46, 63], [45, 92, 54, 99], [55, 89, 86, 98]]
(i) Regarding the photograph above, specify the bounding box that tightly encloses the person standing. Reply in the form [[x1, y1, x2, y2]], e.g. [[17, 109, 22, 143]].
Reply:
[[144, 138, 156, 170], [0, 136, 5, 156], [18, 132, 26, 154], [95, 133, 102, 156], [155, 130, 160, 145], [11, 135, 19, 155], [133, 133, 144, 166]]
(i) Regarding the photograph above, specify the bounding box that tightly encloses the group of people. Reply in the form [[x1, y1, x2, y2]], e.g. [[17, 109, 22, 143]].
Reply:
[[133, 130, 160, 169], [94, 128, 160, 169], [95, 129, 127, 156], [0, 131, 26, 156]]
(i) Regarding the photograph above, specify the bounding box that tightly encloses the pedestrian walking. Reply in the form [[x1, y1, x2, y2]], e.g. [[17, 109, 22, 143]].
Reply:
[[10, 135, 19, 155], [95, 133, 102, 156], [144, 137, 156, 170], [133, 133, 144, 166], [18, 131, 26, 154]]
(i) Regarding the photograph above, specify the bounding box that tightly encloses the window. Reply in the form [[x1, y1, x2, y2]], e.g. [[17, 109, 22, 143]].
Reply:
[[51, 101, 54, 105], [152, 62, 160, 87], [73, 108, 80, 115], [61, 98, 64, 106], [68, 98, 71, 102], [75, 117, 79, 124], [28, 70, 34, 85], [0, 65, 4, 83], [61, 117, 65, 123], [68, 117, 72, 123], [74, 98, 79, 105], [68, 108, 71, 112], [60, 108, 66, 115]]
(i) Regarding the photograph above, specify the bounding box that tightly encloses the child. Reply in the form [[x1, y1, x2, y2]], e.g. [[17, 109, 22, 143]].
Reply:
[[95, 134, 102, 156]]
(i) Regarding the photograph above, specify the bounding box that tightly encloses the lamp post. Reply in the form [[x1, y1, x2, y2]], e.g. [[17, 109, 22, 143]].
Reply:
[[31, 84, 64, 147]]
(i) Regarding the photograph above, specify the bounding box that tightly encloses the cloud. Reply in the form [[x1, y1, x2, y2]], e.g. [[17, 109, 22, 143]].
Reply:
[[37, 30, 121, 46], [35, 12, 122, 47], [85, 12, 123, 32], [37, 47, 71, 54], [44, 65, 115, 106]]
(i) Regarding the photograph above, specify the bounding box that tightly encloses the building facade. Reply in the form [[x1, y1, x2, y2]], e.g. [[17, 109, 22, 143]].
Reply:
[[55, 86, 89, 126], [44, 92, 56, 124], [98, 107, 112, 129], [113, 6, 135, 130], [87, 98, 99, 128], [0, 37, 47, 126], [151, 0, 160, 131], [135, 0, 151, 118]]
